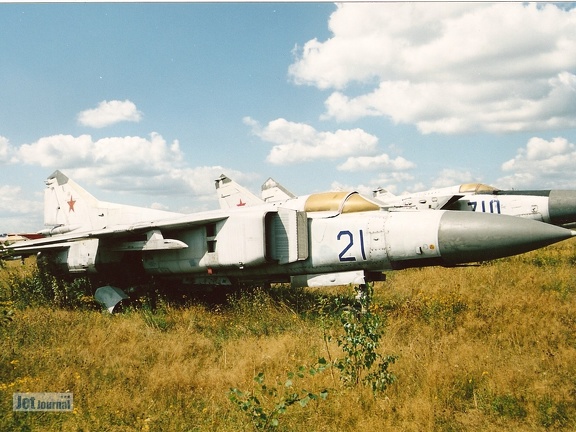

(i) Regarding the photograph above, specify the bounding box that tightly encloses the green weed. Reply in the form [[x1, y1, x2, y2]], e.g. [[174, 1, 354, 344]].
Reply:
[[331, 284, 397, 394], [491, 394, 527, 419], [538, 395, 570, 429], [229, 361, 329, 431]]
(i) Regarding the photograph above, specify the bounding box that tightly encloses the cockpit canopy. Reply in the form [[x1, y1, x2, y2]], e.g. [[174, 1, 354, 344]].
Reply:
[[304, 191, 381, 214], [459, 183, 500, 194]]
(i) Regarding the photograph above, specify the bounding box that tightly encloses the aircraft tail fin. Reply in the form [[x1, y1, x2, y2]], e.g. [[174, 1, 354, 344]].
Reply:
[[42, 170, 182, 235], [215, 174, 264, 209], [261, 177, 296, 203], [372, 187, 397, 204], [42, 170, 103, 234]]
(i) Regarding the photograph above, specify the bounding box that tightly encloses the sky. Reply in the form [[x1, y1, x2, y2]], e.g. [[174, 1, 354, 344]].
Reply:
[[1, 2, 575, 232]]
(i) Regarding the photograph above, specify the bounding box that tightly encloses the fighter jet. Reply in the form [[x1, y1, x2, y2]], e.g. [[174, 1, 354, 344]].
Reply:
[[372, 183, 576, 228], [3, 171, 575, 312]]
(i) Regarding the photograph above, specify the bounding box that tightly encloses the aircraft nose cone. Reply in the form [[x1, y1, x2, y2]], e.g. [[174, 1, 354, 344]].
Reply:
[[548, 190, 576, 226], [438, 211, 574, 266]]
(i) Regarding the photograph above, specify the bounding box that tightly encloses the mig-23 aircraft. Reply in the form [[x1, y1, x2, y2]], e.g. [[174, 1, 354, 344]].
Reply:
[[3, 170, 576, 312], [372, 183, 576, 228]]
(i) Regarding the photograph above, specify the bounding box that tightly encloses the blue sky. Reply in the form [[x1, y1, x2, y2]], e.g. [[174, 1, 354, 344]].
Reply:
[[1, 2, 575, 232]]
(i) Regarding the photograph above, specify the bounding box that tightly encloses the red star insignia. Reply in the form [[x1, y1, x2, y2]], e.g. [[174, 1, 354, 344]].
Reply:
[[237, 199, 246, 207], [67, 196, 76, 212]]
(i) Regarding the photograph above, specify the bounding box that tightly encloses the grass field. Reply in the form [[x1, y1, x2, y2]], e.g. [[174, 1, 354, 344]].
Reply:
[[1, 239, 576, 431]]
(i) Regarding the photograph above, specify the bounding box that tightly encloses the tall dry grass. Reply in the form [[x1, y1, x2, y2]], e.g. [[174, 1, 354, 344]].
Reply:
[[1, 239, 575, 431]]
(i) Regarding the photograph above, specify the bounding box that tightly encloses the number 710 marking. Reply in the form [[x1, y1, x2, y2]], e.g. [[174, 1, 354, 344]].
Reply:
[[337, 230, 367, 262], [468, 200, 501, 213]]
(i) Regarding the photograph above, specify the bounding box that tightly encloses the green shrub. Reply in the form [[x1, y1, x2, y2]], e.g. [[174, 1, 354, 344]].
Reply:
[[332, 284, 397, 394], [229, 361, 329, 431]]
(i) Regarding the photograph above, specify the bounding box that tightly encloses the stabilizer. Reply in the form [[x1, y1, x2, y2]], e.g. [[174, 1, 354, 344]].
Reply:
[[215, 174, 264, 209], [42, 170, 183, 235], [261, 177, 296, 203]]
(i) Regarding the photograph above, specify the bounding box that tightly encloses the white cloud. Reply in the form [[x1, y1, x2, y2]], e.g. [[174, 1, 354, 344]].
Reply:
[[0, 136, 16, 164], [371, 172, 416, 193], [331, 170, 416, 196], [337, 153, 415, 171], [244, 117, 378, 164], [2, 130, 257, 218], [498, 137, 576, 189], [13, 133, 223, 200], [329, 181, 377, 197], [0, 185, 41, 215], [17, 132, 183, 174], [17, 134, 93, 167], [290, 3, 576, 134], [77, 100, 143, 128], [430, 169, 479, 188], [0, 185, 43, 232]]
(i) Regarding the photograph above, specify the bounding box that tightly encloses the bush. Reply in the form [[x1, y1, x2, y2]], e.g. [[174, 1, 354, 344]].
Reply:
[[229, 361, 329, 431], [0, 258, 96, 310], [331, 284, 397, 394]]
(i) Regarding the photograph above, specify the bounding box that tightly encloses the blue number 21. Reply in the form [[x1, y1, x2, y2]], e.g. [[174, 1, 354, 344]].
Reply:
[[337, 230, 367, 262]]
